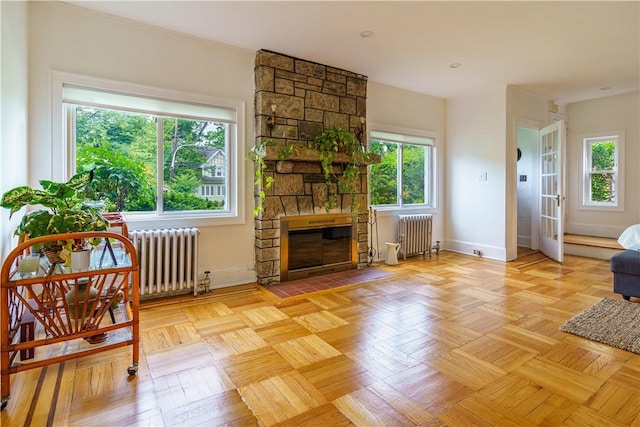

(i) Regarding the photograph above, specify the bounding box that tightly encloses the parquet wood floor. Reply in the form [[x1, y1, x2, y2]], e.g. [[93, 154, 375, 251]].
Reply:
[[3, 251, 640, 426]]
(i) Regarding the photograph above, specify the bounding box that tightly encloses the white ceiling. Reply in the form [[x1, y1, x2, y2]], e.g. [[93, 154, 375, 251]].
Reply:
[[66, 1, 639, 105]]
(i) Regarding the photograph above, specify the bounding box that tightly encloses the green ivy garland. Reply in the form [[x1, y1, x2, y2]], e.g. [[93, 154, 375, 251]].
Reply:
[[250, 128, 372, 216]]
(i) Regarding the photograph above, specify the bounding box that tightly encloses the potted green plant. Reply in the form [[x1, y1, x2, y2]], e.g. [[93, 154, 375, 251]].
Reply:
[[1, 170, 109, 261]]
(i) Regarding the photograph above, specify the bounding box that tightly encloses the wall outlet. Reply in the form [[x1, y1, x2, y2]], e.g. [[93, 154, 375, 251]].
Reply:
[[473, 249, 482, 257], [479, 172, 487, 181]]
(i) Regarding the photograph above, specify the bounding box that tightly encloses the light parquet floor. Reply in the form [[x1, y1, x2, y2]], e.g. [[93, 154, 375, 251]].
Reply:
[[3, 251, 640, 426]]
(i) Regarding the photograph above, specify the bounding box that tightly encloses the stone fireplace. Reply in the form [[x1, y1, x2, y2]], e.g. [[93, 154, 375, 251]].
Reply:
[[253, 50, 370, 285]]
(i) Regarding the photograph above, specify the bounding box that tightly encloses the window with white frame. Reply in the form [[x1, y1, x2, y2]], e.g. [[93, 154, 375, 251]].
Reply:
[[369, 129, 436, 208], [581, 131, 624, 210], [62, 83, 241, 218]]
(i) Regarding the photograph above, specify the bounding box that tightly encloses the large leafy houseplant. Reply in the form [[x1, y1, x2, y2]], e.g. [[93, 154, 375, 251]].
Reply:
[[1, 170, 109, 252]]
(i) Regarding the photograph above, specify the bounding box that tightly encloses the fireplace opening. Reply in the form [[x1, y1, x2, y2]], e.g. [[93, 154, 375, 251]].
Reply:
[[280, 214, 357, 281]]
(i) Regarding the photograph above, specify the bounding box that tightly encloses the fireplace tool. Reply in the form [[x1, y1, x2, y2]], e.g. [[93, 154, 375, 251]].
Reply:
[[367, 207, 380, 266]]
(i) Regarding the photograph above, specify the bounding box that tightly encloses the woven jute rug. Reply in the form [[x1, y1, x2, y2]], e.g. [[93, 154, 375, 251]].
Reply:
[[560, 298, 640, 354]]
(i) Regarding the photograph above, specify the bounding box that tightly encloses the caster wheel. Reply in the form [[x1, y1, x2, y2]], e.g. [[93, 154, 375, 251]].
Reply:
[[127, 362, 138, 375], [1, 398, 8, 411]]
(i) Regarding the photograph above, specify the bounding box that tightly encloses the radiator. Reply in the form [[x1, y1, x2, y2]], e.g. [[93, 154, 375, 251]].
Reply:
[[398, 214, 432, 260], [129, 228, 200, 298]]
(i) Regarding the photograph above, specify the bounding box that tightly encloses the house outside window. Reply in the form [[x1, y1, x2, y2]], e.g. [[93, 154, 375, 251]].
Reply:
[[202, 150, 225, 178], [199, 149, 226, 203], [59, 79, 242, 221], [199, 183, 224, 202], [369, 129, 436, 209], [581, 131, 624, 211]]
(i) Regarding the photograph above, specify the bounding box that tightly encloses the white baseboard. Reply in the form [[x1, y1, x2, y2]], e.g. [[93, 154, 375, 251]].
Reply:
[[517, 235, 532, 248], [444, 239, 506, 261], [210, 267, 257, 289]]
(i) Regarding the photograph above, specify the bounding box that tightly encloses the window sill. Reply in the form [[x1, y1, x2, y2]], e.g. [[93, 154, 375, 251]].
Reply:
[[372, 206, 439, 217], [578, 203, 624, 213], [119, 211, 246, 230]]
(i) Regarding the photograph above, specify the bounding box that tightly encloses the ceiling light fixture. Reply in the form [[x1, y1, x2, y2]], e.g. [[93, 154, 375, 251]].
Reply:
[[360, 31, 374, 38], [450, 63, 461, 69]]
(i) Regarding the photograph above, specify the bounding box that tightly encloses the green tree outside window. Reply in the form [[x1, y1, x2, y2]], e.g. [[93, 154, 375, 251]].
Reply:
[[74, 106, 225, 212]]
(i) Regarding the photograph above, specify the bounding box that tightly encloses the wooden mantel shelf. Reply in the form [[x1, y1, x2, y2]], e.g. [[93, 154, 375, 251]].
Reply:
[[260, 145, 381, 165]]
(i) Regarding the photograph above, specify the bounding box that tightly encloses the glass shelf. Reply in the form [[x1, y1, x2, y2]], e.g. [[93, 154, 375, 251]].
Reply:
[[8, 242, 131, 282]]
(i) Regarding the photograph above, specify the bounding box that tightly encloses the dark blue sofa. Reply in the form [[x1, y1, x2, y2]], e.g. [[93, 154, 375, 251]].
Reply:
[[610, 250, 640, 301]]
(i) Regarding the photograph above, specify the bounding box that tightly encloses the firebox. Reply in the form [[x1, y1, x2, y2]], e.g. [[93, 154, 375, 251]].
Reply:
[[280, 213, 358, 281]]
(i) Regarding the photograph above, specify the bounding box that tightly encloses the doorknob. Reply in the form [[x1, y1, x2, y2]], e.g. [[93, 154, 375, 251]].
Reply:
[[555, 194, 561, 207]]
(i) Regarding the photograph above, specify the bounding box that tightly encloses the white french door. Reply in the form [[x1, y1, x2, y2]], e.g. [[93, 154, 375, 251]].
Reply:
[[538, 121, 565, 262]]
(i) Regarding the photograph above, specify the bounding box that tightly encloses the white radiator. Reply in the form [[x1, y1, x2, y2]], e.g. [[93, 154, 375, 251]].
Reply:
[[129, 228, 200, 298], [398, 214, 432, 260]]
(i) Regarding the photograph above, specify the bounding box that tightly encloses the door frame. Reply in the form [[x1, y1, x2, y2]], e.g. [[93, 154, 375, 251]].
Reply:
[[509, 117, 545, 260]]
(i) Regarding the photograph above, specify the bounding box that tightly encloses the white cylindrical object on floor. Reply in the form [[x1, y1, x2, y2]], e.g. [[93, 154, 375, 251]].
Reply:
[[385, 242, 400, 265]]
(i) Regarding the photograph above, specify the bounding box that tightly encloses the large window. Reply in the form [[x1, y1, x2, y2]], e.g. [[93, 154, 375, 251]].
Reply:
[[61, 82, 241, 220], [369, 129, 436, 208], [581, 131, 624, 210]]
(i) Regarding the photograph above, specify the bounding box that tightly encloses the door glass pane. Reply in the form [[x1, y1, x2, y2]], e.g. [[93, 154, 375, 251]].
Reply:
[[542, 217, 558, 240], [542, 155, 550, 174], [543, 133, 551, 154]]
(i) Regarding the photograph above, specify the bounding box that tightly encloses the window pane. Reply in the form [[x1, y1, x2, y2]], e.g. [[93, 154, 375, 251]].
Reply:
[[590, 172, 616, 202], [162, 118, 227, 211], [74, 106, 230, 213], [75, 106, 157, 212], [369, 139, 398, 205], [590, 140, 615, 171], [581, 134, 622, 209], [401, 144, 426, 204]]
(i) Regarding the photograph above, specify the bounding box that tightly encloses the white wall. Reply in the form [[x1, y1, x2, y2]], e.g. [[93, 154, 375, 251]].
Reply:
[[566, 92, 640, 237], [446, 87, 507, 260], [28, 2, 257, 287], [367, 82, 446, 261], [0, 1, 28, 262]]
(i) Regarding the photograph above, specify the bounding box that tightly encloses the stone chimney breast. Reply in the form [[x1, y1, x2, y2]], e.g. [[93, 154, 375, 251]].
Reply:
[[253, 50, 369, 285]]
